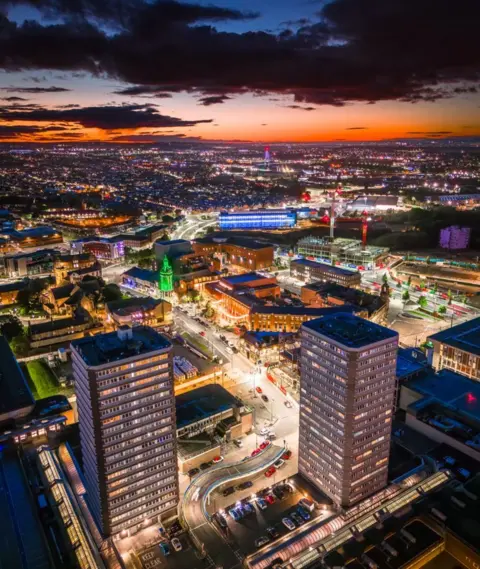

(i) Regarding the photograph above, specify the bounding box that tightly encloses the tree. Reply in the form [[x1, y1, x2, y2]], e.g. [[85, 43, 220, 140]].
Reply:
[[382, 273, 389, 284], [9, 334, 29, 357], [102, 283, 123, 303], [0, 316, 24, 341], [418, 296, 428, 309], [432, 282, 438, 294], [447, 289, 453, 305], [419, 279, 426, 290], [407, 275, 412, 288], [438, 305, 447, 315], [402, 290, 410, 304], [162, 214, 175, 223]]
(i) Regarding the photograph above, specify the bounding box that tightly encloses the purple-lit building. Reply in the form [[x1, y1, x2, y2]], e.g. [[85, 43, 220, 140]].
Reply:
[[439, 226, 470, 250], [71, 236, 125, 261]]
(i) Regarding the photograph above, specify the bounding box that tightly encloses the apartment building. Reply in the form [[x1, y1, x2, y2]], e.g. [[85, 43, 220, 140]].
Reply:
[[291, 259, 361, 287], [299, 313, 398, 507], [193, 236, 274, 271], [71, 326, 178, 537]]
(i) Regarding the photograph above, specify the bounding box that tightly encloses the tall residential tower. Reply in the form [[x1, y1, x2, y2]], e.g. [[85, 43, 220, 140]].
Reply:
[[299, 313, 398, 507], [72, 326, 178, 537]]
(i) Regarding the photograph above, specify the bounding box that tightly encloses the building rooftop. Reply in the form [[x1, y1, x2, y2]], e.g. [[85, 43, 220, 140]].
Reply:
[[106, 296, 164, 316], [0, 336, 34, 423], [194, 235, 272, 250], [292, 258, 360, 277], [302, 281, 385, 314], [175, 384, 241, 430], [0, 280, 28, 293], [396, 347, 429, 380], [155, 239, 190, 246], [253, 304, 359, 316], [123, 266, 159, 283], [407, 368, 480, 423], [72, 326, 171, 366], [29, 313, 90, 335], [302, 313, 398, 348], [242, 331, 295, 347], [221, 272, 268, 286], [428, 316, 480, 357], [219, 209, 295, 215], [11, 226, 61, 240]]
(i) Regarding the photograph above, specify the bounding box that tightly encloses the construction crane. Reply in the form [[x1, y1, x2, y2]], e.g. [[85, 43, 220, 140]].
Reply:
[[329, 177, 343, 239], [361, 210, 369, 248]]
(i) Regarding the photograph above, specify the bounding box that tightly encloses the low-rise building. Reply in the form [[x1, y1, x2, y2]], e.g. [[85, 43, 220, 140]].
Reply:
[[0, 279, 28, 305], [122, 266, 159, 296], [428, 317, 480, 380], [154, 239, 193, 261], [2, 249, 57, 278], [53, 253, 97, 284], [29, 311, 99, 349], [106, 297, 172, 329], [439, 225, 471, 250], [10, 226, 63, 249], [219, 209, 297, 230], [41, 283, 95, 316], [193, 235, 274, 271], [71, 236, 124, 262], [301, 281, 388, 323], [239, 331, 295, 363], [291, 258, 362, 287]]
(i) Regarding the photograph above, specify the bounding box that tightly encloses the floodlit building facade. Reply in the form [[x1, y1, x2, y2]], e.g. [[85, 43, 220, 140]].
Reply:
[[299, 313, 398, 507], [72, 326, 178, 537]]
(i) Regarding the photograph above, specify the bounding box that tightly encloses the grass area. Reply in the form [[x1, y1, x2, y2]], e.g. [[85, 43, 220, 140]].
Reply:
[[180, 331, 213, 358], [407, 310, 437, 321], [24, 360, 61, 399]]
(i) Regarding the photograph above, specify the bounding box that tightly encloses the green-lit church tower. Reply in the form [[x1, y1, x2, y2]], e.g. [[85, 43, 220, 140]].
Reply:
[[159, 255, 173, 297]]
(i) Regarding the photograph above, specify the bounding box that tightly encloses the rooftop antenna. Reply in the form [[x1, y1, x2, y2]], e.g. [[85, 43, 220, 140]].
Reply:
[[330, 175, 342, 239]]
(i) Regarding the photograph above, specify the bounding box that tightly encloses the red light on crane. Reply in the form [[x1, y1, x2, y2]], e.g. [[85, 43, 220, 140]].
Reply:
[[466, 393, 477, 403]]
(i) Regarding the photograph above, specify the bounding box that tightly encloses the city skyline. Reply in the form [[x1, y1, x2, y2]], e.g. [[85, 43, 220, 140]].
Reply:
[[0, 0, 479, 143]]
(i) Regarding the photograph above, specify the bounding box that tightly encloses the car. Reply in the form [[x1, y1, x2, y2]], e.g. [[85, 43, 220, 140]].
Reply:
[[261, 394, 269, 403], [200, 461, 213, 470], [159, 542, 171, 556], [284, 400, 293, 408], [251, 448, 261, 457], [282, 517, 295, 531], [265, 466, 276, 478], [188, 467, 200, 477], [291, 512, 304, 526], [296, 507, 310, 521], [457, 467, 471, 479], [280, 483, 294, 494], [232, 347, 239, 354], [266, 526, 280, 539], [265, 493, 276, 504], [171, 538, 182, 552], [236, 480, 253, 490], [260, 427, 270, 436], [255, 536, 270, 548], [273, 487, 285, 500], [274, 459, 285, 469], [282, 450, 292, 460], [233, 439, 243, 448], [229, 508, 241, 521], [215, 512, 228, 528], [257, 498, 268, 510], [266, 432, 276, 440], [243, 502, 255, 515], [444, 456, 456, 466], [259, 441, 270, 450], [213, 455, 224, 463], [270, 557, 284, 569], [199, 331, 206, 337], [256, 386, 263, 394], [298, 498, 315, 512], [222, 486, 235, 497]]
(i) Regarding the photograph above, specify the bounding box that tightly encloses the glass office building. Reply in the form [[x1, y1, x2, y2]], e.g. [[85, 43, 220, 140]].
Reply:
[[219, 209, 297, 230]]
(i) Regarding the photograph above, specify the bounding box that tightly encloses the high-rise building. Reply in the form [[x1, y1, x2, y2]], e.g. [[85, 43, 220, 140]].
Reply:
[[71, 326, 178, 538], [299, 313, 398, 507]]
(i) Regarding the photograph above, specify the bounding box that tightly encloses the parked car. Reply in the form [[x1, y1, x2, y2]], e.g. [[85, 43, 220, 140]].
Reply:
[[266, 526, 280, 539], [200, 461, 213, 470], [284, 400, 293, 408], [255, 536, 270, 548], [222, 486, 235, 497], [251, 448, 262, 457], [257, 498, 268, 510], [291, 512, 304, 526], [199, 331, 206, 337], [298, 498, 315, 512], [273, 486, 285, 500], [282, 450, 292, 460], [243, 502, 255, 515], [188, 468, 200, 477], [296, 507, 310, 521], [261, 394, 269, 403], [215, 512, 228, 528], [159, 543, 171, 556], [213, 456, 224, 463], [259, 441, 270, 450], [237, 480, 253, 490], [171, 538, 182, 552], [282, 517, 295, 531], [260, 427, 270, 436], [457, 468, 471, 479], [444, 456, 456, 466], [265, 466, 276, 478], [256, 386, 263, 394], [265, 493, 276, 505], [266, 432, 276, 440], [274, 459, 285, 469], [229, 508, 241, 521], [233, 439, 243, 448]]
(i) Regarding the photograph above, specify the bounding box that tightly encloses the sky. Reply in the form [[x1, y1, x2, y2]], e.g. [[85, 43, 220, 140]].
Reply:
[[0, 0, 479, 143]]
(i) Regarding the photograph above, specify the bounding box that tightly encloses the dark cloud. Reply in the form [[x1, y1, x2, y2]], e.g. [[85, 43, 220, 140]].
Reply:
[[0, 0, 478, 107], [110, 133, 202, 142], [0, 124, 72, 138], [284, 105, 316, 111], [345, 126, 368, 130], [198, 95, 231, 106], [113, 86, 174, 97], [406, 131, 453, 135], [0, 86, 72, 93], [0, 96, 28, 101], [0, 102, 212, 130]]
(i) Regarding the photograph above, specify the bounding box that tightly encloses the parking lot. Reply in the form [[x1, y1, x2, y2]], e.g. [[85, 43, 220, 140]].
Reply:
[[137, 534, 207, 569], [212, 475, 334, 556]]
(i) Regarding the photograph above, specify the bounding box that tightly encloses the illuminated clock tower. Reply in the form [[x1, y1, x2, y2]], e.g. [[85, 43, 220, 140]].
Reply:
[[159, 255, 173, 298]]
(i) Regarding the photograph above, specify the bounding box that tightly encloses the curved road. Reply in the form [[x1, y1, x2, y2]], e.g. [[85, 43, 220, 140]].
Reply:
[[180, 443, 287, 569]]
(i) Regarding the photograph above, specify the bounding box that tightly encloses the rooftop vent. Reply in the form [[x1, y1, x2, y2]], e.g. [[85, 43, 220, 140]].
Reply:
[[117, 325, 133, 342]]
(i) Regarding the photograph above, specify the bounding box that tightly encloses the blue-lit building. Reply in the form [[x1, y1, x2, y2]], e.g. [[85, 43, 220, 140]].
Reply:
[[219, 209, 297, 230]]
